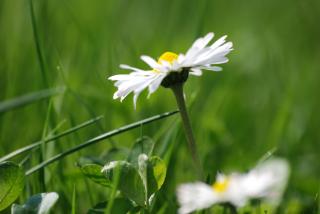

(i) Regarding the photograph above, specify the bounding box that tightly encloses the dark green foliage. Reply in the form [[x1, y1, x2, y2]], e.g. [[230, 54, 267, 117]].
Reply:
[[80, 164, 111, 187], [87, 198, 134, 214], [0, 0, 319, 212], [0, 162, 25, 211]]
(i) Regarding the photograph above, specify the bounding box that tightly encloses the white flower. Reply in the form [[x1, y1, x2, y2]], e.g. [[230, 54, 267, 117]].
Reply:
[[108, 32, 233, 108], [176, 158, 290, 214], [240, 158, 290, 205]]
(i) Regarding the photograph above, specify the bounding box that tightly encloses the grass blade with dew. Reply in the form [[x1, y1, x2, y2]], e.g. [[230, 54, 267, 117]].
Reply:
[[0, 116, 103, 162], [25, 110, 178, 176], [0, 87, 64, 114], [257, 147, 278, 165]]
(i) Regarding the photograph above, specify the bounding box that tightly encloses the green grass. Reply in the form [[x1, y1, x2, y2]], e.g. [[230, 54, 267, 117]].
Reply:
[[0, 0, 319, 213]]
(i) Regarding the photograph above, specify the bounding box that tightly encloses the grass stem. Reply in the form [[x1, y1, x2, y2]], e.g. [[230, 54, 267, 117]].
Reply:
[[25, 111, 178, 176]]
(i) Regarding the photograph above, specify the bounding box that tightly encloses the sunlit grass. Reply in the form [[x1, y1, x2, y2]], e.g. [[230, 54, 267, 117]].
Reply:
[[0, 0, 319, 213]]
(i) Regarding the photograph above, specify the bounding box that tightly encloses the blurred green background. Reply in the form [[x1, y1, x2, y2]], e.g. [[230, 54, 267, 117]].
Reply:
[[0, 0, 319, 213]]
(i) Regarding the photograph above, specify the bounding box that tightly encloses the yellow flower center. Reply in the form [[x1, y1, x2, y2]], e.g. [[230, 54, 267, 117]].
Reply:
[[158, 51, 178, 64], [212, 178, 230, 193]]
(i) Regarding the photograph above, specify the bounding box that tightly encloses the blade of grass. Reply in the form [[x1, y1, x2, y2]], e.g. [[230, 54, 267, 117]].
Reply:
[[4, 119, 67, 165], [0, 87, 64, 114], [0, 115, 103, 162], [83, 177, 94, 207], [155, 119, 179, 158], [25, 110, 178, 176], [257, 147, 277, 165], [71, 184, 76, 214], [28, 0, 48, 87], [105, 164, 122, 214], [19, 154, 32, 166], [38, 99, 53, 192]]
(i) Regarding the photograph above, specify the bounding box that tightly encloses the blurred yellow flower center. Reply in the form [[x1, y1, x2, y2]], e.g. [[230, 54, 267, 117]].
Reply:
[[158, 51, 178, 64], [152, 52, 178, 73], [212, 178, 230, 193]]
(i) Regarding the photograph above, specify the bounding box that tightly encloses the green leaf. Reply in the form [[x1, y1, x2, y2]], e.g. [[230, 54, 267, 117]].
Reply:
[[0, 88, 64, 114], [128, 137, 155, 166], [82, 154, 167, 208], [132, 154, 167, 200], [102, 161, 146, 207], [147, 156, 167, 198], [80, 164, 111, 187], [87, 198, 134, 214], [0, 162, 25, 211], [11, 192, 59, 214]]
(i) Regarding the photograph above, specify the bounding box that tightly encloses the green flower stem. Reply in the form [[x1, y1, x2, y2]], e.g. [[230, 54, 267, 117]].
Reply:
[[229, 204, 237, 214], [170, 83, 203, 178], [222, 203, 238, 214]]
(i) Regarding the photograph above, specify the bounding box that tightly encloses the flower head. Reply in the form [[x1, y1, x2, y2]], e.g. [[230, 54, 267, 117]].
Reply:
[[108, 32, 233, 108], [176, 158, 290, 214]]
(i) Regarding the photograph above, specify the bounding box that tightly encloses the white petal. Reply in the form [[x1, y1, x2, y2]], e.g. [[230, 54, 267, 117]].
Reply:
[[37, 192, 59, 214], [119, 64, 145, 72], [194, 42, 233, 65], [184, 33, 214, 62], [148, 74, 166, 96], [189, 68, 203, 76], [116, 79, 145, 100], [177, 54, 186, 64], [109, 74, 133, 81], [210, 35, 227, 50], [241, 158, 290, 204], [218, 174, 249, 207], [199, 66, 222, 72], [140, 55, 161, 69], [112, 74, 152, 101], [132, 76, 157, 108], [177, 182, 217, 214], [159, 60, 172, 70], [190, 32, 214, 50]]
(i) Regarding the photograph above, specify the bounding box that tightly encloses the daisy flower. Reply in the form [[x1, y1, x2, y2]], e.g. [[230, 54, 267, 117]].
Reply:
[[176, 158, 290, 214], [109, 32, 233, 108]]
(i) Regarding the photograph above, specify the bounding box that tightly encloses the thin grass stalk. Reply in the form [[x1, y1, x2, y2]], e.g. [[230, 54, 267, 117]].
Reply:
[[0, 116, 103, 162], [0, 88, 64, 114], [105, 166, 122, 214], [71, 184, 77, 214], [38, 100, 53, 192], [25, 111, 178, 175], [28, 0, 48, 87]]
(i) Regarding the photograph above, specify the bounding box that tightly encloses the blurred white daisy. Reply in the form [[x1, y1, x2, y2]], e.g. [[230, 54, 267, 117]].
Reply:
[[176, 158, 290, 214], [108, 32, 233, 108]]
